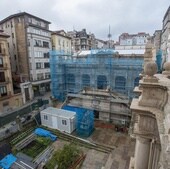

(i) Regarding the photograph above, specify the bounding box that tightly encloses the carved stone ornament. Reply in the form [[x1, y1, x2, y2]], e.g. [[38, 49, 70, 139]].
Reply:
[[144, 61, 158, 77], [163, 62, 170, 76]]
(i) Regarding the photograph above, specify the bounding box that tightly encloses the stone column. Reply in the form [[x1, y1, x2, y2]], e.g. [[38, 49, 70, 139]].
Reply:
[[151, 143, 160, 169], [134, 137, 151, 169]]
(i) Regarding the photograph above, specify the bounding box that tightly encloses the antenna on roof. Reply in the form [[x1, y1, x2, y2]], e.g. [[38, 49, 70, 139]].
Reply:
[[107, 25, 112, 48], [73, 25, 75, 31]]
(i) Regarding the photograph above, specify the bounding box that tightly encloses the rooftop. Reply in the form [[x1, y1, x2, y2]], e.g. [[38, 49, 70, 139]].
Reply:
[[0, 12, 51, 24]]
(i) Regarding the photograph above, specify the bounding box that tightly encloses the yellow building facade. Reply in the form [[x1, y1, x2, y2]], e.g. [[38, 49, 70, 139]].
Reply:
[[52, 30, 72, 54], [0, 30, 22, 113]]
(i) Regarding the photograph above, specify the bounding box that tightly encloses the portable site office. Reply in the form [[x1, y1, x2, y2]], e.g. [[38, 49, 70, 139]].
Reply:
[[40, 107, 76, 134]]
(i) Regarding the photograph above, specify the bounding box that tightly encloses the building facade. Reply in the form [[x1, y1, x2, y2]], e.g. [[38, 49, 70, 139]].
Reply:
[[67, 29, 96, 52], [51, 30, 72, 54], [0, 12, 51, 96], [161, 6, 170, 63], [50, 49, 144, 124], [0, 30, 22, 113], [50, 49, 144, 101], [95, 39, 107, 49], [119, 32, 149, 46], [129, 39, 170, 169]]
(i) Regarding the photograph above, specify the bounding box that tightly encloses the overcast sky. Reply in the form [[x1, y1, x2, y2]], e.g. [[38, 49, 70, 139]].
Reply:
[[0, 0, 169, 41]]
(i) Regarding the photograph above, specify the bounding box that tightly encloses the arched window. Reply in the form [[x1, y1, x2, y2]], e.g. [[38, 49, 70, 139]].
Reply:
[[134, 77, 140, 87], [115, 76, 126, 90], [97, 75, 107, 89], [82, 74, 90, 88], [67, 74, 75, 92]]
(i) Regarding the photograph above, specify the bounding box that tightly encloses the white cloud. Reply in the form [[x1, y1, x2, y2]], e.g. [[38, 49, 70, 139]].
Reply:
[[0, 0, 169, 41]]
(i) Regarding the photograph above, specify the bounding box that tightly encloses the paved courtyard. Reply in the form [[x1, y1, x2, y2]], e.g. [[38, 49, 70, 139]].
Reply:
[[83, 121, 136, 169], [52, 121, 135, 169]]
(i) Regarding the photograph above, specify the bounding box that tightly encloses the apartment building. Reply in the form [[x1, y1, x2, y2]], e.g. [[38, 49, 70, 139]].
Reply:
[[95, 39, 106, 49], [51, 30, 72, 54], [119, 32, 149, 46], [0, 12, 51, 96], [0, 30, 22, 113], [67, 29, 96, 52], [161, 6, 170, 62]]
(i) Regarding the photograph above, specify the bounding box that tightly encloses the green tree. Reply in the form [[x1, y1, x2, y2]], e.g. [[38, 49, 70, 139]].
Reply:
[[45, 144, 80, 169]]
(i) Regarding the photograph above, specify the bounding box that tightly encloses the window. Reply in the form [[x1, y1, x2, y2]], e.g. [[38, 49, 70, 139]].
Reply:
[[0, 72, 5, 82], [37, 73, 44, 80], [58, 39, 61, 46], [62, 120, 67, 125], [115, 76, 126, 90], [44, 115, 48, 120], [42, 31, 48, 36], [0, 86, 7, 96], [36, 62, 42, 69], [12, 33, 14, 38], [17, 17, 21, 23], [44, 62, 50, 68], [134, 77, 140, 87], [82, 74, 90, 88], [97, 75, 107, 89], [34, 39, 42, 47], [43, 41, 49, 48], [33, 29, 41, 35], [28, 39, 30, 46], [35, 51, 43, 57], [0, 44, 2, 53], [0, 58, 3, 67], [45, 73, 50, 79], [11, 21, 13, 28], [36, 21, 41, 26], [44, 52, 49, 58], [67, 74, 75, 92], [3, 101, 9, 107]]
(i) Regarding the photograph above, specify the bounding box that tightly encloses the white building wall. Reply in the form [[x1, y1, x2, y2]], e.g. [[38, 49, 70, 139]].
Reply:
[[27, 26, 51, 81], [40, 110, 76, 134]]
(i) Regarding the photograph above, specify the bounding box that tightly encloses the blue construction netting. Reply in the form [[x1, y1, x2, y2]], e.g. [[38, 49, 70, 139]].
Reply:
[[34, 128, 57, 141], [0, 154, 17, 169], [62, 105, 94, 137], [156, 49, 162, 73], [50, 49, 144, 101]]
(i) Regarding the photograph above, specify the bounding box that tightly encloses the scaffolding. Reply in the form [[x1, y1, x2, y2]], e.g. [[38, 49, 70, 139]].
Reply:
[[50, 49, 144, 101], [156, 49, 162, 73], [62, 105, 94, 137]]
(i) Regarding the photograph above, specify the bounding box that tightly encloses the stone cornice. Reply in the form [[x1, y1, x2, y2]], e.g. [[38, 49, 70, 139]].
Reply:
[[138, 81, 168, 111], [131, 99, 164, 138]]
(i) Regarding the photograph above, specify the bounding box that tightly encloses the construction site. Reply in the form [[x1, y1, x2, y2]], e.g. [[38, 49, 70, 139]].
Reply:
[[0, 49, 144, 169], [50, 49, 144, 125]]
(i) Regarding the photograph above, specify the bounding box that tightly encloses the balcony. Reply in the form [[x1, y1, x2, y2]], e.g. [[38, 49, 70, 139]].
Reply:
[[32, 78, 51, 85]]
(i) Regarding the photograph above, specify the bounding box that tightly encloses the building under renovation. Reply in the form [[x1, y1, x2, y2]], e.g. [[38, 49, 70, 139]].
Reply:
[[50, 49, 144, 124]]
